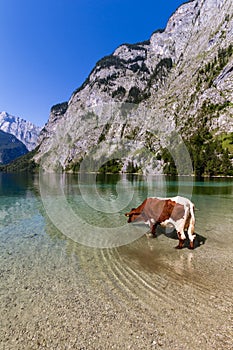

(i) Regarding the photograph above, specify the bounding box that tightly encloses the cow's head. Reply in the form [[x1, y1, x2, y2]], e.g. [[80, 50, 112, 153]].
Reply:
[[125, 208, 142, 223]]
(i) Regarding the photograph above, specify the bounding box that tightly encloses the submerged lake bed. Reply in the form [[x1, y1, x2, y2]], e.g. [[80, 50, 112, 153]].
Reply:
[[0, 173, 233, 349]]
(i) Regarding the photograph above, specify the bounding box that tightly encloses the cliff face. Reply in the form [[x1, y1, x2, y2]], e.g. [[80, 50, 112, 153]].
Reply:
[[0, 112, 41, 151], [36, 0, 233, 175]]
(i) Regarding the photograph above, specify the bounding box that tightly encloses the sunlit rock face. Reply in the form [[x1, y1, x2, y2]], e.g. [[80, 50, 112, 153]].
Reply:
[[36, 0, 233, 173], [0, 111, 41, 151]]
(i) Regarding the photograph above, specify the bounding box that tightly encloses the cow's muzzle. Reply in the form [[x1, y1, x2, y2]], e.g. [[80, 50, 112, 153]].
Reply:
[[125, 213, 131, 223]]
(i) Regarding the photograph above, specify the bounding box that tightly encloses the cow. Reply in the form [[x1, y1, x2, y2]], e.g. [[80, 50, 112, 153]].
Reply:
[[125, 196, 196, 249]]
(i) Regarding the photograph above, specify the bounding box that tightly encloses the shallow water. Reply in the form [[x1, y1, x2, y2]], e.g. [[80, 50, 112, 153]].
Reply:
[[0, 173, 233, 349]]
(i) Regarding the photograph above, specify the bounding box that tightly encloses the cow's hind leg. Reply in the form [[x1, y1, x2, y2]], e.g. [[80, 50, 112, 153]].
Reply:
[[176, 230, 186, 249], [187, 217, 196, 249]]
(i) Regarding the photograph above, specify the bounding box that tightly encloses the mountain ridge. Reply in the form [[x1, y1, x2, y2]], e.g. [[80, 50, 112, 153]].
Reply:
[[28, 0, 233, 175]]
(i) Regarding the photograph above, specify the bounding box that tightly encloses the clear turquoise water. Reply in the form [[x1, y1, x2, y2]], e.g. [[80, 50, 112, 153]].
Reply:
[[1, 173, 232, 289], [1, 172, 233, 283], [1, 173, 233, 247], [1, 173, 233, 349]]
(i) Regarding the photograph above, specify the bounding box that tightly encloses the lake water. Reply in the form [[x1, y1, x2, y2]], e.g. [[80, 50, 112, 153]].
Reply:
[[0, 173, 233, 349], [1, 172, 232, 248]]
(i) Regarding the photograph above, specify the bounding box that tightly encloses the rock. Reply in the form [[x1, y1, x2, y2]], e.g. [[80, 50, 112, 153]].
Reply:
[[34, 0, 233, 174]]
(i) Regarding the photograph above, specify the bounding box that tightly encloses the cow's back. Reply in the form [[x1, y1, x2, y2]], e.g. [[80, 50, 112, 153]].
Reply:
[[144, 198, 184, 223]]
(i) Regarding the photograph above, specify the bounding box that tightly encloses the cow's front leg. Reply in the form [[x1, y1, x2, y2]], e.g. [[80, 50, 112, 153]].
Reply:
[[150, 221, 157, 237]]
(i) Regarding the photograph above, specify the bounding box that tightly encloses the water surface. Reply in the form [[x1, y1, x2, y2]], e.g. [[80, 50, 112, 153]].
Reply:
[[0, 173, 232, 349]]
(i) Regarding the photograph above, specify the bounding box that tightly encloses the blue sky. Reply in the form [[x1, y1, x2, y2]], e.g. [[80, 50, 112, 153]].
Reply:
[[1, 0, 185, 126]]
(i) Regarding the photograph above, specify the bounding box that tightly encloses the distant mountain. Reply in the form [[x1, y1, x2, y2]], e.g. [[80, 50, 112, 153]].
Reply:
[[0, 130, 28, 165], [0, 111, 41, 151]]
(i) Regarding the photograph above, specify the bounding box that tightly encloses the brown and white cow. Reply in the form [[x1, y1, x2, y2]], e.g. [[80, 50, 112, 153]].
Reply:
[[125, 196, 195, 249]]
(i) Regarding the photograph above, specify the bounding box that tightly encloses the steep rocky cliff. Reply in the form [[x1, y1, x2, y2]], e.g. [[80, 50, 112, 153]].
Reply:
[[36, 0, 233, 175], [0, 111, 41, 151]]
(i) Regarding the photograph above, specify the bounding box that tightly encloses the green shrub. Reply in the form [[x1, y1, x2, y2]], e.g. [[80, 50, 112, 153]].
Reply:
[[197, 44, 233, 88], [126, 161, 141, 173], [98, 123, 111, 143], [112, 86, 126, 99], [99, 159, 123, 173], [0, 147, 39, 173], [126, 86, 150, 104], [186, 127, 233, 176], [147, 58, 173, 89], [50, 102, 68, 114]]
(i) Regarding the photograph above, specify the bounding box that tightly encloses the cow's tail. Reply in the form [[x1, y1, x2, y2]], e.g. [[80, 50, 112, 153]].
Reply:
[[189, 202, 196, 233], [190, 202, 198, 220]]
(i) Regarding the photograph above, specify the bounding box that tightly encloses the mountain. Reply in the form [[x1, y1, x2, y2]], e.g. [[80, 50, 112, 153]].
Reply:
[[35, 0, 233, 176], [0, 111, 41, 151], [0, 130, 28, 165]]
